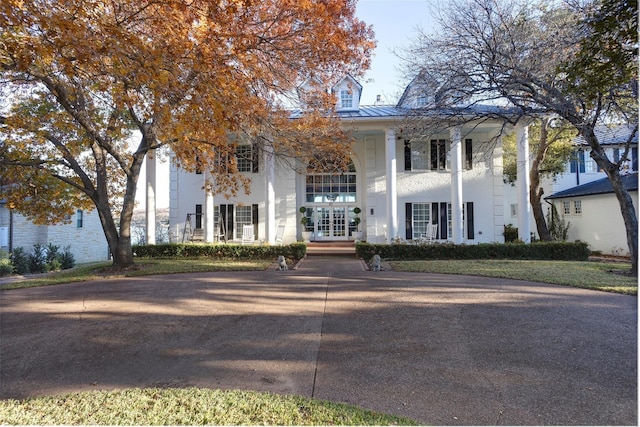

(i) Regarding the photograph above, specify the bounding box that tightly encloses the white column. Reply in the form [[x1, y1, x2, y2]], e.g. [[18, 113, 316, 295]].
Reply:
[[145, 150, 156, 245], [265, 143, 276, 244], [204, 171, 214, 242], [450, 126, 464, 244], [385, 128, 398, 242], [516, 123, 531, 243]]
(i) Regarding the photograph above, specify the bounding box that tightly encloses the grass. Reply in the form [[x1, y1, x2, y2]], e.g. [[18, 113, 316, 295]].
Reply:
[[0, 258, 274, 290], [390, 259, 637, 295], [0, 387, 417, 425]]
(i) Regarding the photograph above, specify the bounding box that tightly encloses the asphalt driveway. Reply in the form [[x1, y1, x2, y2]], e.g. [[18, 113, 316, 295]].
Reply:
[[0, 256, 636, 425]]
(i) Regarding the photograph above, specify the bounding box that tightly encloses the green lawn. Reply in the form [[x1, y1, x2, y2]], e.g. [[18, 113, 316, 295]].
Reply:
[[0, 388, 417, 425], [390, 259, 637, 295], [0, 258, 274, 290]]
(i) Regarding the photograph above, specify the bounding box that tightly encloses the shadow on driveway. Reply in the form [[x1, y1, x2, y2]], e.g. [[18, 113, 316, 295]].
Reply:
[[1, 256, 636, 425]]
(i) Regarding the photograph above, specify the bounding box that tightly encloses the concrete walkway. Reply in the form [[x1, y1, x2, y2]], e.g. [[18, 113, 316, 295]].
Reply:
[[0, 255, 636, 425]]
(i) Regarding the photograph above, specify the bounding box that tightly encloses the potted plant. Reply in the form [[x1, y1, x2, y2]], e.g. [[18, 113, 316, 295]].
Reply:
[[352, 207, 363, 241], [300, 207, 313, 242]]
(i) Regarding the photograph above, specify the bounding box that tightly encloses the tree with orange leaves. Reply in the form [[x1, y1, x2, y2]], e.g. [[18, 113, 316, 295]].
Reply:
[[0, 0, 375, 267]]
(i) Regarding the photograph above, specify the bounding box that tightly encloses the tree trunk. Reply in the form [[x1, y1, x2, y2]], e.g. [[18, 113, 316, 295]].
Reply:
[[529, 119, 552, 241], [583, 126, 638, 275], [606, 170, 638, 274]]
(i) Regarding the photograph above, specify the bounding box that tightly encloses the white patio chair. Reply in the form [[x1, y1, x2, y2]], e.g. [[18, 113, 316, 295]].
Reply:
[[242, 224, 254, 245]]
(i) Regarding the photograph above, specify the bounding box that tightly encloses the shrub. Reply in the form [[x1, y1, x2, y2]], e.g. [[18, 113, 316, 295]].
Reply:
[[0, 250, 13, 277], [503, 224, 519, 243], [46, 243, 62, 271], [29, 244, 49, 273], [356, 241, 590, 261], [10, 247, 30, 275], [132, 242, 307, 261], [60, 245, 76, 270]]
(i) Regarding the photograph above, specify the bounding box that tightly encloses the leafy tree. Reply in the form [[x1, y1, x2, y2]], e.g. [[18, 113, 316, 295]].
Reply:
[[503, 118, 574, 241], [401, 0, 638, 273], [0, 0, 375, 267]]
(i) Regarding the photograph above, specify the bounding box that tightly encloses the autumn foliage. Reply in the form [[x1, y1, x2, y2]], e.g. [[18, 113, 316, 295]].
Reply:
[[0, 0, 375, 266]]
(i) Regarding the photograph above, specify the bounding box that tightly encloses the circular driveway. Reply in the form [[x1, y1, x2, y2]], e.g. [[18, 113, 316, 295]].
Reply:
[[0, 256, 636, 425]]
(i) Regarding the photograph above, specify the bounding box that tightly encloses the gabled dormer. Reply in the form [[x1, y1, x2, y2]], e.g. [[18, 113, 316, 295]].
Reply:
[[331, 74, 362, 112]]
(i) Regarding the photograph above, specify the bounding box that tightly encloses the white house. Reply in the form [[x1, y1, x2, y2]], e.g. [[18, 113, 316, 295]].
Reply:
[[0, 203, 110, 264], [545, 173, 638, 255], [164, 75, 533, 246], [502, 124, 638, 254]]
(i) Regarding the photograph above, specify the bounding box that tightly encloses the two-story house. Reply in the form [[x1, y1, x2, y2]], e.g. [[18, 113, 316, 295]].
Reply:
[[166, 75, 528, 246]]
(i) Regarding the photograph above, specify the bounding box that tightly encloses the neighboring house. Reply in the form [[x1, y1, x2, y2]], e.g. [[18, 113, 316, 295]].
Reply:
[[504, 124, 638, 254], [545, 173, 638, 256], [167, 75, 521, 245], [0, 202, 110, 264]]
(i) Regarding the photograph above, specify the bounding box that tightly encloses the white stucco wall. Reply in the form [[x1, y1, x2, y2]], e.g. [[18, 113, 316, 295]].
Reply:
[[550, 191, 638, 255]]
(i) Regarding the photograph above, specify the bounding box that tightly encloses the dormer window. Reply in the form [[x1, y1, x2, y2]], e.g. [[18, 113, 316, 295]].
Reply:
[[340, 89, 353, 109], [417, 94, 427, 106]]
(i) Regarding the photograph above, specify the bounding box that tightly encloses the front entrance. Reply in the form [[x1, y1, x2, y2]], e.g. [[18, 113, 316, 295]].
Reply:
[[304, 157, 358, 241], [309, 204, 356, 241]]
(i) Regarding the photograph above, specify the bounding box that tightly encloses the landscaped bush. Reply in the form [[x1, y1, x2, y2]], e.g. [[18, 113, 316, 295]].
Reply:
[[10, 247, 30, 275], [0, 250, 13, 277], [133, 242, 307, 261], [29, 244, 49, 273], [356, 241, 591, 261], [59, 245, 76, 270], [5, 244, 76, 276]]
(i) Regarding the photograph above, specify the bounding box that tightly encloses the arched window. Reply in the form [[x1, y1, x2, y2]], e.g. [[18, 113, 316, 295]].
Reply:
[[305, 159, 356, 203]]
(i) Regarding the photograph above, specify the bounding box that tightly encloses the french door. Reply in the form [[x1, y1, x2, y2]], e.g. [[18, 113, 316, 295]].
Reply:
[[313, 205, 357, 240]]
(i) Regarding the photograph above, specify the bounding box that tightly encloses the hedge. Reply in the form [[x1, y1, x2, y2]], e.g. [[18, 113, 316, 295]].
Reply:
[[356, 241, 591, 261], [132, 242, 307, 260]]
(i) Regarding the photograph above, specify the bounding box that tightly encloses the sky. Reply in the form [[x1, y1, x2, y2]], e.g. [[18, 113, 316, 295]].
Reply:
[[355, 0, 440, 105], [138, 0, 440, 209]]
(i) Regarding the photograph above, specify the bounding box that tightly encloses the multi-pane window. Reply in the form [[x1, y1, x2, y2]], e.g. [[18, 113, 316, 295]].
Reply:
[[430, 139, 448, 170], [511, 204, 518, 218], [235, 205, 253, 239], [340, 89, 353, 109], [236, 145, 254, 172], [411, 203, 431, 239], [573, 200, 582, 215], [410, 140, 429, 171], [306, 160, 356, 203], [585, 154, 598, 173], [563, 201, 571, 215]]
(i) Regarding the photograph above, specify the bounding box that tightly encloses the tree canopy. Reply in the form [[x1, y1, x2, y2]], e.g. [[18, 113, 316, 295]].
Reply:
[[0, 0, 375, 266]]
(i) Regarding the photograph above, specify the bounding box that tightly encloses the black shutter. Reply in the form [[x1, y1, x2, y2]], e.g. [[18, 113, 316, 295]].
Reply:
[[405, 203, 413, 240], [439, 202, 447, 239], [466, 202, 474, 240], [465, 139, 473, 169], [431, 203, 439, 239], [252, 204, 259, 237], [252, 143, 259, 173], [430, 140, 438, 170], [195, 204, 202, 229], [404, 140, 412, 171]]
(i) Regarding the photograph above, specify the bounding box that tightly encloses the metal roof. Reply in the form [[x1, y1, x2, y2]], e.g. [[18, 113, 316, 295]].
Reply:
[[574, 125, 638, 146], [289, 104, 516, 120], [546, 173, 638, 199]]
